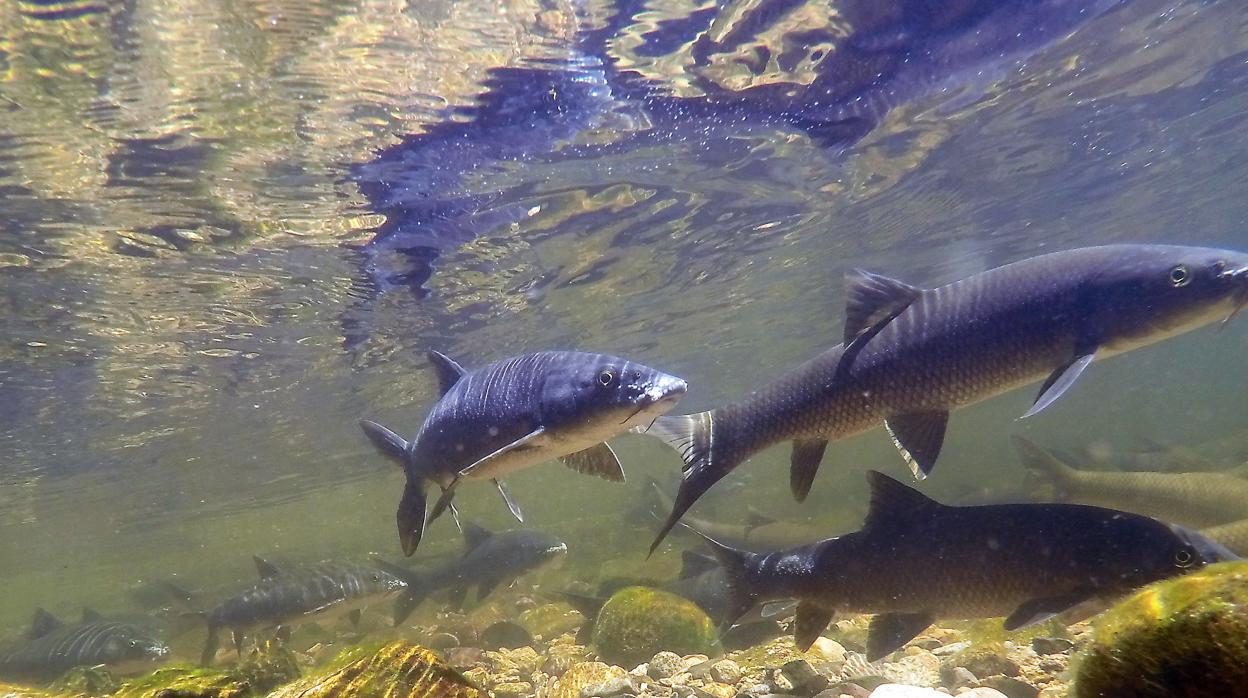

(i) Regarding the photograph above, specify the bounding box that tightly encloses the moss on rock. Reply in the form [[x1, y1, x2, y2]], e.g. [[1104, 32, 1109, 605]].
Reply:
[[590, 586, 720, 668], [1073, 561, 1248, 698], [266, 641, 480, 698]]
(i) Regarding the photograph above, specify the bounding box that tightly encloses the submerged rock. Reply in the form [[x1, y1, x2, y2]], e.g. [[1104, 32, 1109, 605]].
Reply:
[[1072, 562, 1248, 698], [49, 665, 119, 695], [267, 641, 480, 698], [589, 587, 720, 668], [112, 665, 251, 698], [546, 662, 626, 698]]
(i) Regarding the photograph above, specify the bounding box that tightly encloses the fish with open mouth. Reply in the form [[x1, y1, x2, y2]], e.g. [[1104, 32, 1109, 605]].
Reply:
[[642, 245, 1248, 553], [362, 350, 687, 555]]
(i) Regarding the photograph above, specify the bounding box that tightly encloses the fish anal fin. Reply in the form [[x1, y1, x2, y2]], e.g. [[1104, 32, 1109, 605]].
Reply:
[[867, 612, 935, 661], [1004, 591, 1092, 631], [863, 470, 941, 530], [427, 350, 468, 395], [1022, 354, 1095, 419], [396, 476, 429, 556], [560, 442, 625, 482], [790, 439, 829, 502], [253, 556, 282, 579], [794, 601, 835, 651], [493, 479, 524, 522], [884, 410, 949, 479], [29, 608, 63, 639], [843, 269, 923, 343]]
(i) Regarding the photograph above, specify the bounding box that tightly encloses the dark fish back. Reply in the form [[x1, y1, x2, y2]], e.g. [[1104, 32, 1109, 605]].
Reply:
[[0, 622, 156, 679]]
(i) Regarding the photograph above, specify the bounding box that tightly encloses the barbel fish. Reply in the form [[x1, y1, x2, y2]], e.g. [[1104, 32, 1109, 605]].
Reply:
[[0, 609, 169, 681], [644, 245, 1248, 552], [701, 471, 1235, 661], [362, 350, 686, 555]]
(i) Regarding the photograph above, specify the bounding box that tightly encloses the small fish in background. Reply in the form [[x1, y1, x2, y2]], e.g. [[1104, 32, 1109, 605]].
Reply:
[[0, 608, 169, 681], [642, 245, 1248, 553], [362, 349, 687, 555], [376, 522, 568, 625], [192, 559, 407, 665], [1014, 436, 1248, 529], [699, 470, 1235, 661], [1123, 436, 1224, 473]]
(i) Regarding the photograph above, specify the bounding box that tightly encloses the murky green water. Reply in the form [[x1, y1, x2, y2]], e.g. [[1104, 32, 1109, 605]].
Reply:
[[2, 0, 1248, 685]]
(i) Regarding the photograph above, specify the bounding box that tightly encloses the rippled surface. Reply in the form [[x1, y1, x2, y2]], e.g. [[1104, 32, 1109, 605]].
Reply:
[[1, 0, 1247, 637]]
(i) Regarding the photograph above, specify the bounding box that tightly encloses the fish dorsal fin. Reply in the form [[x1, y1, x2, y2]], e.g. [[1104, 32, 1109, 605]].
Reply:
[[843, 269, 923, 343], [253, 556, 282, 579], [81, 608, 103, 623], [29, 608, 63, 639], [462, 522, 494, 553], [863, 470, 942, 530], [679, 550, 721, 580], [427, 350, 468, 395]]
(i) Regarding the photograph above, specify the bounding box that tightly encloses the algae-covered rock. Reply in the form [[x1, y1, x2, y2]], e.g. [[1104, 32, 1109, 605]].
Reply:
[[49, 665, 118, 695], [1073, 561, 1248, 698], [589, 587, 720, 667], [266, 641, 480, 698], [112, 665, 250, 698], [0, 682, 54, 698], [518, 604, 582, 640]]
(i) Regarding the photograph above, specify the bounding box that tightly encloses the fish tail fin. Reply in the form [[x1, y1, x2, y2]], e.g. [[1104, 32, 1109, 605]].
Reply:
[[691, 530, 759, 628], [1011, 435, 1076, 499], [643, 411, 737, 556], [397, 474, 429, 556]]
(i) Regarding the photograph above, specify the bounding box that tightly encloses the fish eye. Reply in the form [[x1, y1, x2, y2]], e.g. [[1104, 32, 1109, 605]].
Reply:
[[598, 369, 615, 387], [1169, 265, 1191, 287], [1174, 548, 1195, 568]]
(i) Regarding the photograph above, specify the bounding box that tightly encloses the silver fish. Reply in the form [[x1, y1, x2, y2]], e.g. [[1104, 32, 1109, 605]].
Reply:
[[0, 609, 169, 681]]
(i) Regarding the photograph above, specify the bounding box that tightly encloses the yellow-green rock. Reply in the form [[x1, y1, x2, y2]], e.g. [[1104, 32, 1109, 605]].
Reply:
[[266, 641, 480, 698], [545, 662, 626, 698], [517, 603, 581, 639], [112, 665, 250, 698], [0, 682, 55, 698], [590, 586, 720, 668], [48, 665, 117, 695], [1073, 562, 1248, 698]]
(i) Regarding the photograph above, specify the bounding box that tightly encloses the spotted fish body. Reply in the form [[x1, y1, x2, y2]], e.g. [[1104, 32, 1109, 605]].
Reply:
[[1014, 436, 1248, 529], [703, 471, 1236, 661], [646, 244, 1248, 551], [362, 349, 687, 555], [0, 611, 169, 681], [200, 560, 406, 664]]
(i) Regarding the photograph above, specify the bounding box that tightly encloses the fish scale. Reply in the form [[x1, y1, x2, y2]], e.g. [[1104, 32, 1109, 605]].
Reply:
[[646, 244, 1248, 553]]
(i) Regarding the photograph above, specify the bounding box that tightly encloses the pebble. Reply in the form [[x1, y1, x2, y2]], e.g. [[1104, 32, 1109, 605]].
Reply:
[[579, 675, 639, 698], [493, 680, 534, 698], [444, 646, 483, 669], [811, 638, 848, 664], [978, 676, 1038, 698], [651, 651, 686, 679], [956, 653, 1019, 679], [954, 689, 1008, 698], [700, 682, 738, 698], [426, 632, 459, 649], [868, 685, 947, 697], [710, 659, 743, 684], [1029, 638, 1074, 655], [946, 667, 977, 689], [932, 642, 971, 657]]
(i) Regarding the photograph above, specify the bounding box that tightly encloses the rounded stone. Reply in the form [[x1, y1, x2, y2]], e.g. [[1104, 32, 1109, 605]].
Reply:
[[710, 659, 743, 684], [590, 587, 721, 668], [650, 651, 685, 679], [1073, 562, 1248, 698]]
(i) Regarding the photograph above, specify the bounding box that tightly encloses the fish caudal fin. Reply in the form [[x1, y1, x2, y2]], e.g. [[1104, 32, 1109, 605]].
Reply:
[[692, 530, 759, 629], [643, 411, 737, 555], [397, 475, 429, 556], [1011, 435, 1076, 499]]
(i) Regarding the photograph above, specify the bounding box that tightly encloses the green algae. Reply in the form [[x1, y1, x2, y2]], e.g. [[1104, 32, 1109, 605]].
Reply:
[[589, 586, 721, 667], [1073, 561, 1248, 698], [48, 666, 118, 696], [517, 604, 581, 640], [265, 641, 480, 698]]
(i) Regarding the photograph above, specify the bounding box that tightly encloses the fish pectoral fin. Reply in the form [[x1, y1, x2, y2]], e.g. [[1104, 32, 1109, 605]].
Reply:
[[790, 439, 830, 502], [459, 426, 549, 478], [1022, 353, 1095, 419], [794, 601, 835, 651], [493, 479, 524, 523], [397, 476, 429, 557], [360, 420, 410, 467], [761, 599, 798, 619], [559, 442, 625, 482], [427, 350, 468, 395], [843, 269, 923, 343], [1004, 591, 1092, 631], [867, 612, 936, 661], [884, 411, 950, 479]]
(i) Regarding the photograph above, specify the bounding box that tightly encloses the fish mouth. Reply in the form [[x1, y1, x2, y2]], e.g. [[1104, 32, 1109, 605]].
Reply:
[[621, 377, 688, 425], [1219, 264, 1248, 328]]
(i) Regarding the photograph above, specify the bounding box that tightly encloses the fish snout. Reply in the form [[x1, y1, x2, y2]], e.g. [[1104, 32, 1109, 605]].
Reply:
[[645, 374, 688, 404]]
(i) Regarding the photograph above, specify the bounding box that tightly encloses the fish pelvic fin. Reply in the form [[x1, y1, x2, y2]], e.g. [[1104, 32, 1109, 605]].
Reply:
[[1011, 435, 1077, 499], [360, 419, 410, 467], [397, 474, 429, 556], [200, 626, 221, 666], [643, 411, 734, 556]]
